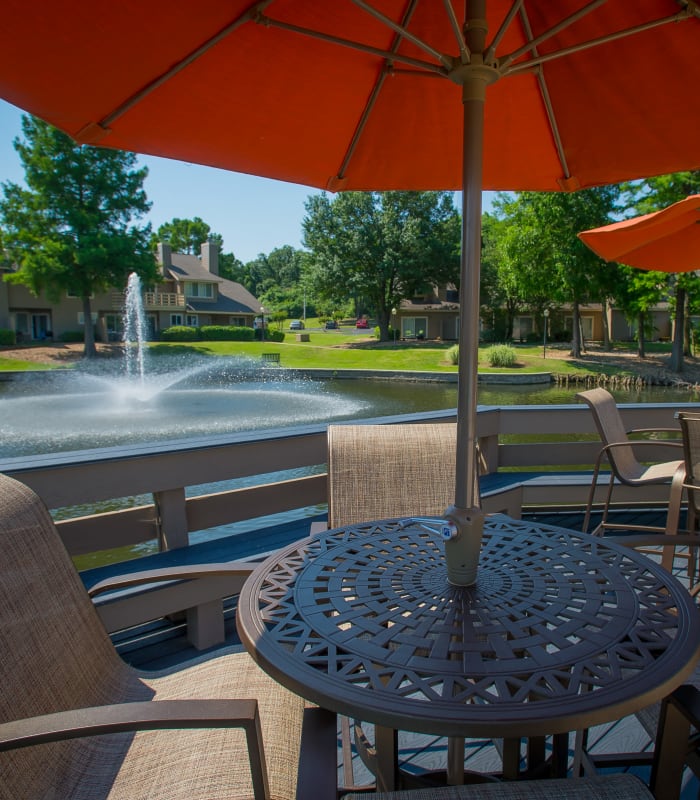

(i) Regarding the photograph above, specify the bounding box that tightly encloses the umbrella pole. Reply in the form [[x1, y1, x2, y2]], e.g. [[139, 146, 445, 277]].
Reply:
[[443, 6, 497, 588]]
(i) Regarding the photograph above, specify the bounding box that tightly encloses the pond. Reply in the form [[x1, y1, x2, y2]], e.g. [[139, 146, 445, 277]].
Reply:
[[0, 353, 698, 459]]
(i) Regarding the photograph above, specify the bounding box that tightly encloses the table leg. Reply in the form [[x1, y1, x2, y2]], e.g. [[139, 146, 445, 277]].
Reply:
[[374, 725, 399, 791], [502, 737, 521, 780], [551, 733, 569, 777], [447, 737, 465, 784], [526, 736, 545, 774]]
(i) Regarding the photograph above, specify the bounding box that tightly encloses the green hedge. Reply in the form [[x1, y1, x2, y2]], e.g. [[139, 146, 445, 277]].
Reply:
[[160, 326, 199, 341], [254, 328, 285, 343], [199, 325, 255, 341], [0, 329, 16, 346]]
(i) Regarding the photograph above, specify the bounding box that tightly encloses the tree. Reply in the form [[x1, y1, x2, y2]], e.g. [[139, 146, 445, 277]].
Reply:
[[303, 191, 460, 340], [492, 187, 619, 357], [622, 172, 700, 371], [154, 217, 222, 255], [0, 115, 156, 358]]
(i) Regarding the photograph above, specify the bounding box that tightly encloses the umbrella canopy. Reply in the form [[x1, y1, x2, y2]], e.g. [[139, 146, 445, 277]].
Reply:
[[578, 194, 700, 272], [1, 1, 700, 585], [1, 2, 699, 192]]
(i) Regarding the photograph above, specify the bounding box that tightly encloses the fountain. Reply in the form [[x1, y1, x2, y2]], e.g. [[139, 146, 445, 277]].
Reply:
[[0, 274, 695, 460], [0, 273, 370, 458]]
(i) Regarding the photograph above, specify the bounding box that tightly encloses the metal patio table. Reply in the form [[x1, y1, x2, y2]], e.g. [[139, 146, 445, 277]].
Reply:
[[237, 514, 700, 790]]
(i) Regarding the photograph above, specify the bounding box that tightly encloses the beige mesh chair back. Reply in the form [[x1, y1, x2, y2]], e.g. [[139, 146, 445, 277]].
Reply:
[[327, 423, 460, 528], [0, 473, 304, 800], [576, 388, 682, 534]]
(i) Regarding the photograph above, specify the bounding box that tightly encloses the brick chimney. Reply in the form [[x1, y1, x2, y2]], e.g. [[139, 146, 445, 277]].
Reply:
[[157, 242, 172, 277], [201, 240, 219, 276]]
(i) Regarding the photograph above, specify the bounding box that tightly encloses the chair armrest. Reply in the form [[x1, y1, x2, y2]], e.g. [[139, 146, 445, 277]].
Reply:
[[87, 561, 254, 598], [627, 427, 680, 435], [0, 699, 269, 800], [602, 440, 682, 452]]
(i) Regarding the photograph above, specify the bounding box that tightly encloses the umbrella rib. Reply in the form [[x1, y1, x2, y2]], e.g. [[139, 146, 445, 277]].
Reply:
[[348, 0, 454, 70], [516, 7, 572, 187], [499, 0, 608, 70], [503, 7, 695, 77], [334, 0, 422, 186], [96, 0, 274, 131], [259, 16, 447, 76], [484, 0, 524, 65], [441, 0, 470, 64]]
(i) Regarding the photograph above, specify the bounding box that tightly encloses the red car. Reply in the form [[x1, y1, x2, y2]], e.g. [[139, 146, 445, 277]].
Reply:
[[356, 318, 369, 329]]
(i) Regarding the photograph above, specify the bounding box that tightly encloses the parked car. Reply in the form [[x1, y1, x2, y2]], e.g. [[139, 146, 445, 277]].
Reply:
[[324, 320, 338, 330], [289, 320, 305, 330], [355, 318, 369, 329]]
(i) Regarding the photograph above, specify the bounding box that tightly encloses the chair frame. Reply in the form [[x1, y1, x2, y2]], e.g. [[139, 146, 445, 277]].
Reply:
[[577, 388, 682, 535]]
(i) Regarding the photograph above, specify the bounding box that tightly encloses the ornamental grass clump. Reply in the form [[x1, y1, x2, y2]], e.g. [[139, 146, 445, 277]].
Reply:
[[487, 344, 517, 368]]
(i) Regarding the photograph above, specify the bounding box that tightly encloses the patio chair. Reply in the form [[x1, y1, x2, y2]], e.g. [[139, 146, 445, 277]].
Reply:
[[662, 411, 700, 541], [576, 388, 682, 535], [0, 472, 308, 800], [325, 422, 460, 528], [574, 531, 700, 799]]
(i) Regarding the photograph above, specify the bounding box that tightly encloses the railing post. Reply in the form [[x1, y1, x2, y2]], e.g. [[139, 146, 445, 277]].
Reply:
[[154, 488, 189, 550]]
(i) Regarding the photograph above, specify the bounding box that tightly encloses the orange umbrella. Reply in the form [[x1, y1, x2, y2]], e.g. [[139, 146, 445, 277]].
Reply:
[[1, 1, 700, 584], [578, 194, 700, 272]]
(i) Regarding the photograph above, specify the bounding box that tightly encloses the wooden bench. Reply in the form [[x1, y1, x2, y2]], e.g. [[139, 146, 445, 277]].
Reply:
[[261, 352, 280, 365]]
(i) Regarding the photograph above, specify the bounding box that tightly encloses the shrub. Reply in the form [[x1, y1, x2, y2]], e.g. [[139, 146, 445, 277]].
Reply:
[[254, 328, 285, 343], [161, 326, 199, 341], [199, 325, 255, 341], [447, 344, 459, 365], [59, 330, 84, 343], [487, 344, 517, 368], [0, 329, 16, 346]]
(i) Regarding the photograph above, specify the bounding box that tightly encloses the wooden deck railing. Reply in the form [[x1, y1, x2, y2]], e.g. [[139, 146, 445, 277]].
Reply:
[[0, 401, 691, 647]]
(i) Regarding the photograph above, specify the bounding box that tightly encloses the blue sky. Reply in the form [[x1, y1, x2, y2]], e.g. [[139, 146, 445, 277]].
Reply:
[[0, 99, 493, 264]]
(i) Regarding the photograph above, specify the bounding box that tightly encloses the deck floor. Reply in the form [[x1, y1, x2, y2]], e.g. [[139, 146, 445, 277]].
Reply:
[[112, 506, 699, 795]]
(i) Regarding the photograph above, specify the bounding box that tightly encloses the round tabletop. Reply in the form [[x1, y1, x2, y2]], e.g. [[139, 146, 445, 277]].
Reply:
[[237, 515, 700, 739]]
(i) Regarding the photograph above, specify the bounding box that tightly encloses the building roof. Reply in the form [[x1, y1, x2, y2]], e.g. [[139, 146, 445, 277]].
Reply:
[[166, 254, 224, 283], [162, 249, 261, 316], [186, 276, 261, 314]]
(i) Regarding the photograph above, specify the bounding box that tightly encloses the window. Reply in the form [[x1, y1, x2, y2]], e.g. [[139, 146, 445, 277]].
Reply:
[[186, 314, 198, 326], [32, 314, 52, 340], [170, 314, 183, 326], [401, 316, 428, 339], [184, 282, 214, 299]]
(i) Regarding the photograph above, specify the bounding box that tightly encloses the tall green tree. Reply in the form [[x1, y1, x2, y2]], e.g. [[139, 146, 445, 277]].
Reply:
[[0, 115, 155, 358], [154, 216, 222, 255], [303, 191, 460, 340], [622, 172, 700, 371], [493, 187, 619, 357]]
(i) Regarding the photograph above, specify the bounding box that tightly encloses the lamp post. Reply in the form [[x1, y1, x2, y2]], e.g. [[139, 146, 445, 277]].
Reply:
[[260, 306, 266, 342], [543, 309, 550, 359], [391, 307, 397, 344]]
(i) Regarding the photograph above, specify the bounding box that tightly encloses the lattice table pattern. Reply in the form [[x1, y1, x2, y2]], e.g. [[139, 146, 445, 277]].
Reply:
[[238, 515, 700, 739]]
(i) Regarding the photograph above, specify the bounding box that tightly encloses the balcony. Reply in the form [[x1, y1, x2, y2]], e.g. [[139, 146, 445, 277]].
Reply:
[[0, 401, 697, 795]]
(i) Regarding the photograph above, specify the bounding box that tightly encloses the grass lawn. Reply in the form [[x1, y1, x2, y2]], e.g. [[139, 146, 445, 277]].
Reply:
[[0, 331, 675, 382], [146, 335, 628, 380]]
